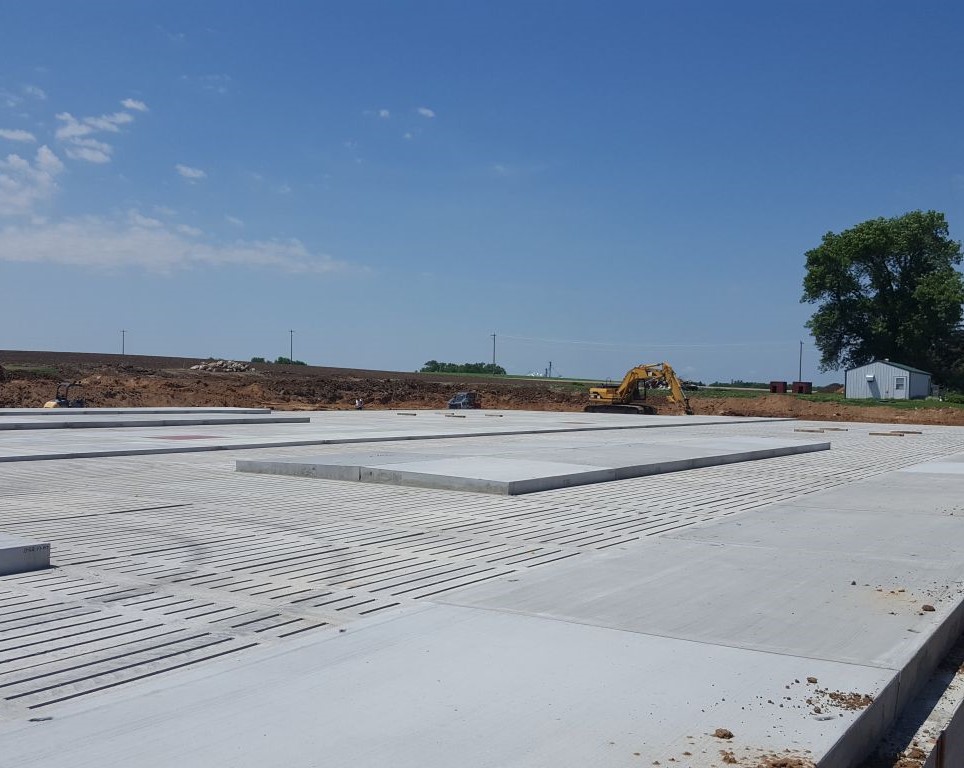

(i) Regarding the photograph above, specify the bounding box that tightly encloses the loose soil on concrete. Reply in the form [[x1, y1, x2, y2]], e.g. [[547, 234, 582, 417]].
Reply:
[[2, 350, 964, 426]]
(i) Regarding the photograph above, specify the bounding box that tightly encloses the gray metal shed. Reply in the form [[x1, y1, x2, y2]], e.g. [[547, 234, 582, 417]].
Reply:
[[844, 360, 931, 400]]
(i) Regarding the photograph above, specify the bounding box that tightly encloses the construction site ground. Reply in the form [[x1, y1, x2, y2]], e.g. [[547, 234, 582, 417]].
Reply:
[[2, 350, 963, 426], [2, 408, 964, 768]]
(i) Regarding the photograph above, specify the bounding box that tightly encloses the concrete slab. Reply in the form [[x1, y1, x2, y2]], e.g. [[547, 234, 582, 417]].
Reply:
[[237, 435, 829, 494], [0, 407, 272, 416], [0, 533, 50, 575], [0, 413, 309, 430], [366, 456, 615, 494], [0, 604, 896, 768], [901, 460, 964, 475], [783, 473, 964, 516], [441, 534, 964, 667], [0, 410, 791, 463], [3, 416, 964, 767]]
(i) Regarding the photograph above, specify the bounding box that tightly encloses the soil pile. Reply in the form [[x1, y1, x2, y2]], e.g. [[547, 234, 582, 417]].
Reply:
[[2, 350, 962, 425]]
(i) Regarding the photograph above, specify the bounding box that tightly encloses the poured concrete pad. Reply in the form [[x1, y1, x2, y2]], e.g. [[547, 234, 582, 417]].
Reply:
[[900, 452, 964, 475], [0, 410, 790, 463], [0, 408, 272, 417], [237, 436, 829, 494], [0, 533, 50, 575], [0, 603, 893, 768], [0, 413, 309, 431]]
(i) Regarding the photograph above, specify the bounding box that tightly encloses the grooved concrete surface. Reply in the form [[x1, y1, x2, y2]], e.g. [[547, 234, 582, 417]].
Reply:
[[1, 408, 964, 767]]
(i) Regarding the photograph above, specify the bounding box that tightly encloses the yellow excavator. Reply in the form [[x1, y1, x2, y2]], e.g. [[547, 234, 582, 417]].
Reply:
[[585, 362, 694, 415]]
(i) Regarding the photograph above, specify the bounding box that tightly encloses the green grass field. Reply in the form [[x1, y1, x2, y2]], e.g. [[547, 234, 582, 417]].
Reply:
[[1, 364, 61, 379], [796, 392, 964, 410], [689, 388, 964, 410]]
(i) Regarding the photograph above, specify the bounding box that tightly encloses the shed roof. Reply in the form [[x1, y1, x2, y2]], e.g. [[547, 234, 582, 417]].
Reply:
[[845, 360, 931, 376]]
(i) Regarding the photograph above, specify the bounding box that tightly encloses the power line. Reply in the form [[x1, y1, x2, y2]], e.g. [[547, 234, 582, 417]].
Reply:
[[497, 333, 815, 350]]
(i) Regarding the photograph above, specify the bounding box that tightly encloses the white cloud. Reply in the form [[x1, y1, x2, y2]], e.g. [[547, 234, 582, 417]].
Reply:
[[181, 74, 231, 94], [23, 85, 46, 100], [35, 146, 63, 175], [0, 213, 355, 274], [416, 106, 436, 118], [54, 113, 93, 141], [0, 145, 64, 216], [64, 137, 112, 164], [83, 112, 134, 132], [201, 74, 231, 93], [176, 223, 202, 236], [121, 98, 149, 112], [225, 215, 244, 227], [403, 132, 414, 141], [378, 109, 390, 119], [176, 163, 206, 180], [64, 146, 110, 164], [55, 105, 144, 163], [129, 211, 162, 228], [0, 129, 36, 143], [56, 111, 133, 140]]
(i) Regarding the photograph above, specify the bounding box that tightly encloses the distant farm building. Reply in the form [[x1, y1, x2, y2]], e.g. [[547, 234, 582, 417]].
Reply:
[[844, 360, 931, 400]]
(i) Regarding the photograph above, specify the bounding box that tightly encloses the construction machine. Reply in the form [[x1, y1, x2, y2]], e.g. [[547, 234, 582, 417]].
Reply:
[[43, 382, 87, 408], [448, 391, 482, 409], [585, 363, 694, 415]]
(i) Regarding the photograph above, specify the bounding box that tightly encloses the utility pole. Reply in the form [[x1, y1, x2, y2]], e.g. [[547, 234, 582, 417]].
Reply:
[[798, 340, 803, 381], [289, 330, 295, 363], [548, 361, 553, 378], [121, 329, 126, 356], [491, 333, 496, 367]]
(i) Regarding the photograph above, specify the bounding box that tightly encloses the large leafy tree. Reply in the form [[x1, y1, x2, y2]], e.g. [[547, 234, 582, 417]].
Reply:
[[802, 210, 964, 383]]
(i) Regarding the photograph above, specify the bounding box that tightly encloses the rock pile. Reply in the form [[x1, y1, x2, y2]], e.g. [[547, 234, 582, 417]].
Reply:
[[190, 360, 252, 373]]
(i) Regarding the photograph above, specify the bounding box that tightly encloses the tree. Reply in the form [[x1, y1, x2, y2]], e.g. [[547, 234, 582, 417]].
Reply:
[[802, 210, 964, 384], [420, 360, 507, 375]]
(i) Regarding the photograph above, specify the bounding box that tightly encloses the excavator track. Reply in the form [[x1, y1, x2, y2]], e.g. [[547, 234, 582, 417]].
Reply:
[[584, 403, 658, 415]]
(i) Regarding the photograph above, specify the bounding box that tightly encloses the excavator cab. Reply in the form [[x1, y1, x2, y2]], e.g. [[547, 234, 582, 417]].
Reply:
[[43, 382, 87, 409]]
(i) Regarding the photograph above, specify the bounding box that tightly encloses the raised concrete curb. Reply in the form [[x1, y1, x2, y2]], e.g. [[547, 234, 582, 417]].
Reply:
[[237, 437, 830, 494], [0, 415, 310, 431], [0, 408, 273, 417], [0, 534, 50, 576]]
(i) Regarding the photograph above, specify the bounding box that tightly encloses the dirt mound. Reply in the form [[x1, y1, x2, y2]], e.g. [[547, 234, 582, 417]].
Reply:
[[1, 350, 962, 426], [0, 351, 589, 411]]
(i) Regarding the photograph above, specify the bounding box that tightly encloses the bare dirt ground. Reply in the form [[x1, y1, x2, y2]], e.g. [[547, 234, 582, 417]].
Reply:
[[2, 350, 963, 426]]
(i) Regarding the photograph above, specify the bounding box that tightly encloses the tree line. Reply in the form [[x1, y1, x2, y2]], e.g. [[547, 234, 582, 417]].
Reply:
[[420, 361, 507, 375], [251, 356, 307, 366]]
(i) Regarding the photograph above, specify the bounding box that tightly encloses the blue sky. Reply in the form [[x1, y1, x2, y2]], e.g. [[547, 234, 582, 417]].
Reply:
[[2, 2, 963, 383]]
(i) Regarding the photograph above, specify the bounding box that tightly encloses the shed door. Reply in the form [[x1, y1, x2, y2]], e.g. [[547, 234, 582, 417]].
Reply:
[[893, 376, 907, 399]]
